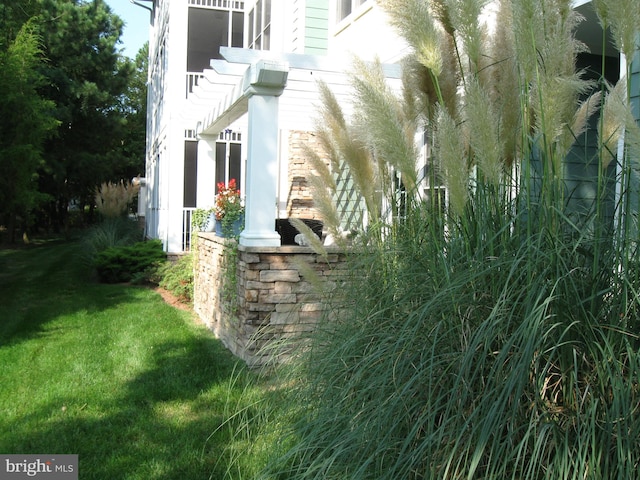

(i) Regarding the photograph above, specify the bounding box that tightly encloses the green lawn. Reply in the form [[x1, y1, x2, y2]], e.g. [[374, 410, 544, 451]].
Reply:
[[0, 238, 263, 479]]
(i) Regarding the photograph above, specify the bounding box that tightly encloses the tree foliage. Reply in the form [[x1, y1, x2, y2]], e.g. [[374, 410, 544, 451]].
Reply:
[[36, 0, 135, 231], [0, 0, 147, 241], [0, 20, 58, 242], [111, 42, 148, 182]]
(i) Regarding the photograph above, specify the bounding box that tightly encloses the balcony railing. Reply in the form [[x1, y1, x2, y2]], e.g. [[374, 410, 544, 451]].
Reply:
[[186, 72, 205, 97], [188, 0, 244, 9]]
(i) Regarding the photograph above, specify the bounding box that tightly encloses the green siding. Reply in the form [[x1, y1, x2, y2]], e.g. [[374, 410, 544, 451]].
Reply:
[[306, 17, 328, 28], [305, 3, 328, 54], [631, 45, 639, 122], [306, 0, 329, 10]]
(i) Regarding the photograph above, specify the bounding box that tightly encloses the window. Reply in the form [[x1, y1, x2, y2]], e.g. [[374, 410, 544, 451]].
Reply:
[[184, 141, 198, 208], [187, 7, 244, 72], [248, 0, 271, 50], [336, 0, 368, 22], [215, 131, 243, 192]]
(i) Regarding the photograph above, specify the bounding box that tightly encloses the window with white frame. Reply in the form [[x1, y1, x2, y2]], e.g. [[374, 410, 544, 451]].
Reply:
[[336, 0, 368, 22], [248, 0, 271, 50]]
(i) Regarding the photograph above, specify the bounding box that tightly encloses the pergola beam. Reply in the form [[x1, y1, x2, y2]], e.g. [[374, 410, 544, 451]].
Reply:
[[193, 48, 401, 247]]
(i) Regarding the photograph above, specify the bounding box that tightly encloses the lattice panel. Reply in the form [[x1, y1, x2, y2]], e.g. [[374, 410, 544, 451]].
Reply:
[[333, 159, 366, 231]]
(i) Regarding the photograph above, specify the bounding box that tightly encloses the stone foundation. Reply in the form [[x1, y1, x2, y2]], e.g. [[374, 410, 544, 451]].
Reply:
[[193, 232, 347, 366]]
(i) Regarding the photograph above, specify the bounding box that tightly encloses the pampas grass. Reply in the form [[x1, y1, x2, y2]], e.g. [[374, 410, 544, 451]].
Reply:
[[592, 0, 640, 62], [240, 0, 640, 478], [95, 180, 140, 218], [447, 0, 489, 77], [316, 80, 381, 223], [599, 81, 628, 169], [435, 106, 469, 216], [379, 0, 444, 77], [487, 0, 521, 167], [464, 78, 503, 185], [351, 58, 418, 193]]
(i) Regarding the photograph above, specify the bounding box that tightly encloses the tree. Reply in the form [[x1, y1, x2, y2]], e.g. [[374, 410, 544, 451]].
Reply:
[[0, 1, 40, 44], [0, 20, 58, 242], [109, 42, 148, 184], [0, 0, 147, 237], [35, 0, 134, 231]]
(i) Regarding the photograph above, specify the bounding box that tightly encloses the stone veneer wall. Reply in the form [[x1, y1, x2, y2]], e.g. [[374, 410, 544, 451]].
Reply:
[[194, 232, 347, 366], [286, 130, 328, 219]]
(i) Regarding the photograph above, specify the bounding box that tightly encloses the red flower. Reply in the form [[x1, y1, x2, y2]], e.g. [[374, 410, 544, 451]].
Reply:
[[214, 179, 244, 221]]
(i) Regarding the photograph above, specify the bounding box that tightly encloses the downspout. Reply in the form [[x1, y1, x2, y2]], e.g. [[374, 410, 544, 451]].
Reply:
[[130, 0, 153, 14], [129, 0, 154, 24]]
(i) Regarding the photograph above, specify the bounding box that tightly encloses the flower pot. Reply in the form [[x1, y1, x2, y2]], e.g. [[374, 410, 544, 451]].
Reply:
[[203, 212, 217, 232], [215, 215, 244, 237]]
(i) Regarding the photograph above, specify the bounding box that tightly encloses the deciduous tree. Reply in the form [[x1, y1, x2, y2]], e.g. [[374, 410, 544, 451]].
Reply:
[[0, 21, 58, 242]]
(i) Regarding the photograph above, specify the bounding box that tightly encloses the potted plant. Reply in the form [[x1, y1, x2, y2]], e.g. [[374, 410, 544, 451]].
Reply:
[[214, 178, 244, 237]]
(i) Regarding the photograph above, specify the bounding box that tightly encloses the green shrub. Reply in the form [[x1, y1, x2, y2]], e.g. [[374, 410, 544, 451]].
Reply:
[[82, 216, 142, 262], [156, 253, 194, 303], [93, 239, 165, 284], [191, 208, 214, 232]]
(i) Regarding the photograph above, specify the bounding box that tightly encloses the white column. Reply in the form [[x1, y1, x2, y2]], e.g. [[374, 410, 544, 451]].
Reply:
[[239, 60, 289, 247], [240, 92, 282, 246]]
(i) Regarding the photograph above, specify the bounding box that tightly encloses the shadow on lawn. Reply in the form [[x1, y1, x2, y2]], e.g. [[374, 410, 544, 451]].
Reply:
[[1, 237, 257, 479], [0, 239, 152, 347], [2, 334, 248, 479]]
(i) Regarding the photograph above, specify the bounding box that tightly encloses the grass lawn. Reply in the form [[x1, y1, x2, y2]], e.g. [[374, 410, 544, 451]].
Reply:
[[0, 237, 265, 479]]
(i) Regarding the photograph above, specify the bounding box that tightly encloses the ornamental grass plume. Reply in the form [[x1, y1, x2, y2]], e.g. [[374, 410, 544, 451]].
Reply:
[[316, 80, 381, 222], [487, 0, 521, 168], [351, 58, 418, 193], [510, 0, 588, 183], [435, 105, 468, 216], [302, 145, 342, 240], [599, 81, 640, 170], [380, 0, 443, 78], [95, 180, 140, 218], [599, 80, 628, 169], [592, 0, 640, 63], [464, 78, 503, 185], [446, 0, 489, 78]]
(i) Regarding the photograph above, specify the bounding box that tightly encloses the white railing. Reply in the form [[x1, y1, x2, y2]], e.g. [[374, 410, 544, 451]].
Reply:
[[188, 0, 244, 9], [186, 72, 205, 97], [182, 208, 197, 251]]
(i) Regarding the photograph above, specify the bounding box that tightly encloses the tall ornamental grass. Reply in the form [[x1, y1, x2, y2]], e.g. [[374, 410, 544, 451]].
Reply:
[[83, 180, 143, 262], [253, 0, 640, 478]]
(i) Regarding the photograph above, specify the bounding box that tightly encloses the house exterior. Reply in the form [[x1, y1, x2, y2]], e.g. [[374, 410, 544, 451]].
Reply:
[[139, 0, 415, 253], [134, 0, 639, 364], [139, 0, 638, 254]]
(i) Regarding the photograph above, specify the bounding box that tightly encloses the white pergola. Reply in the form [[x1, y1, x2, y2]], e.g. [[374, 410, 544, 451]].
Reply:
[[192, 47, 402, 247]]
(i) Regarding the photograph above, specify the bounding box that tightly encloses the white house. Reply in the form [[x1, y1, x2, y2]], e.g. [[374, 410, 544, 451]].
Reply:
[[137, 0, 638, 253], [135, 0, 413, 253]]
